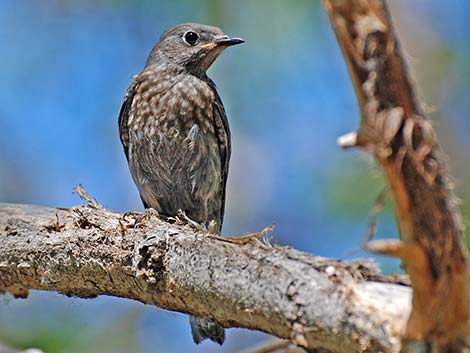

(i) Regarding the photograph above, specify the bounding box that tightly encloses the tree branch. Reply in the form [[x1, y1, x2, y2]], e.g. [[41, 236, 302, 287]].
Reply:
[[324, 0, 470, 351], [0, 201, 409, 353]]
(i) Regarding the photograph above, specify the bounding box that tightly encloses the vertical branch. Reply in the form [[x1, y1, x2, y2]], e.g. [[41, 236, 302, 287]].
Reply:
[[323, 0, 470, 351]]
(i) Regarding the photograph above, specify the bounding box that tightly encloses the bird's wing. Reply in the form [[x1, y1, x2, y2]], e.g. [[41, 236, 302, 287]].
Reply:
[[118, 81, 136, 161], [210, 83, 231, 225]]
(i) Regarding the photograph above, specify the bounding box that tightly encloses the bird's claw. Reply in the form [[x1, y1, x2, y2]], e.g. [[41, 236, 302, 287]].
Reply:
[[132, 208, 160, 228], [207, 220, 217, 234], [178, 210, 208, 233]]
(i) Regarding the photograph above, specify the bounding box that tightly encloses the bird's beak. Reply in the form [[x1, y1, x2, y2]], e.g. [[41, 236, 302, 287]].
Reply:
[[215, 37, 245, 46], [201, 36, 245, 49]]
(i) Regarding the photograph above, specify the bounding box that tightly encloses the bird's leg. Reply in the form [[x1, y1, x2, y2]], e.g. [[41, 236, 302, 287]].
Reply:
[[209, 225, 275, 246]]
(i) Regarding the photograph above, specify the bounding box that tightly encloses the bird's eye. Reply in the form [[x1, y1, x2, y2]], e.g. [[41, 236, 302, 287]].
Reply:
[[183, 31, 199, 46]]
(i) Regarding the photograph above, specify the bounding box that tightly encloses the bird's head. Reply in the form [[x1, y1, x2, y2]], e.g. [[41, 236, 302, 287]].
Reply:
[[145, 23, 244, 76]]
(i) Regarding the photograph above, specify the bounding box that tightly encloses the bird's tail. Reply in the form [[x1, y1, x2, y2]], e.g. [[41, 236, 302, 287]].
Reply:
[[189, 316, 225, 345]]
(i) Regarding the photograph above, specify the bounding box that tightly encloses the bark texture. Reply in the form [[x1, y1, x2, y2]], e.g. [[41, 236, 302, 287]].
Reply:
[[324, 1, 470, 351], [0, 199, 410, 353]]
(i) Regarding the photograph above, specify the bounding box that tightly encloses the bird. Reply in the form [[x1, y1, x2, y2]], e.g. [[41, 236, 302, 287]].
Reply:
[[118, 23, 244, 345]]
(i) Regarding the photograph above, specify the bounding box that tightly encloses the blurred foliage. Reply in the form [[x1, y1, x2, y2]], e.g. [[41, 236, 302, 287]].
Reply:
[[0, 294, 141, 353], [325, 156, 390, 218]]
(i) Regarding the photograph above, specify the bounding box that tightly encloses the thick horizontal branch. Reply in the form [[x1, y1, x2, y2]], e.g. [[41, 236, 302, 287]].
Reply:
[[0, 201, 410, 353]]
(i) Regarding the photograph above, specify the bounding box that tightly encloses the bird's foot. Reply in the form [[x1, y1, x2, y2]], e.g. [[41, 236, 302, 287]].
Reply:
[[209, 225, 275, 246], [177, 210, 208, 233], [119, 211, 138, 232], [129, 208, 160, 228], [207, 220, 218, 234]]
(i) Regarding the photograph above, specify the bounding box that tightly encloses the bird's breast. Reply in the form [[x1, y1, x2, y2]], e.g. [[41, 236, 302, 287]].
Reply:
[[129, 70, 216, 138]]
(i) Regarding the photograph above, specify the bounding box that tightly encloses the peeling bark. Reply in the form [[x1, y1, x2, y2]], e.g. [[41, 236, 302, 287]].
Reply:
[[324, 1, 470, 351], [0, 201, 410, 353]]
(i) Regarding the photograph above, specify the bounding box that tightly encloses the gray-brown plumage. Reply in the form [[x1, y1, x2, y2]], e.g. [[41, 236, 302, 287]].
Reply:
[[118, 23, 243, 345]]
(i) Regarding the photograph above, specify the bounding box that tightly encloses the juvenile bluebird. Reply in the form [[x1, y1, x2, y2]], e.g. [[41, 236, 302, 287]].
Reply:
[[118, 23, 243, 345]]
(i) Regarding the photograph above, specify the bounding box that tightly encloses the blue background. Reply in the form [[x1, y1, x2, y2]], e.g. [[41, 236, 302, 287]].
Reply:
[[1, 1, 469, 352]]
